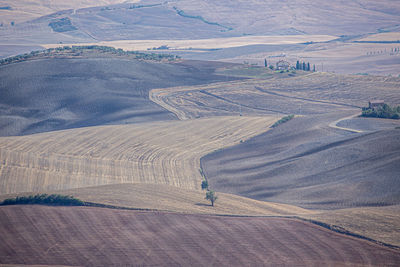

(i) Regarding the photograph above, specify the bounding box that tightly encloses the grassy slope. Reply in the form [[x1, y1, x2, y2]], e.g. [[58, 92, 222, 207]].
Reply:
[[0, 183, 312, 216], [1, 205, 400, 266], [0, 116, 277, 194]]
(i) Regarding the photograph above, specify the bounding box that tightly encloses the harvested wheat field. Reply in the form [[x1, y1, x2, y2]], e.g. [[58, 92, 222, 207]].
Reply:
[[151, 72, 400, 118], [0, 116, 277, 194], [1, 205, 399, 266]]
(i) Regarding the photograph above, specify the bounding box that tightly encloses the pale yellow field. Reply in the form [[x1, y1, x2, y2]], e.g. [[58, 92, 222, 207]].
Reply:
[[42, 35, 337, 51], [358, 32, 400, 42], [0, 0, 139, 23], [0, 116, 277, 194]]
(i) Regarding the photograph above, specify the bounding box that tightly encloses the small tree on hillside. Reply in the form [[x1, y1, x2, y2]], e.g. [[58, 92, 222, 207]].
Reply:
[[205, 190, 218, 206]]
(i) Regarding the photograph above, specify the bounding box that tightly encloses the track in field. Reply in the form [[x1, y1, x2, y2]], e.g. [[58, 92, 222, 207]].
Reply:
[[1, 205, 400, 266]]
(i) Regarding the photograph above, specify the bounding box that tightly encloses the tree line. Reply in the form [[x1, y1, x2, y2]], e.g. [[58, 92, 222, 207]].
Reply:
[[296, 60, 315, 71], [0, 45, 180, 66]]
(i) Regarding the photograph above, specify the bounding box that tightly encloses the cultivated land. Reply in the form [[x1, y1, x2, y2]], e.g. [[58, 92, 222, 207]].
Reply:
[[1, 205, 400, 266], [0, 116, 277, 194], [0, 56, 239, 136], [1, 0, 400, 265]]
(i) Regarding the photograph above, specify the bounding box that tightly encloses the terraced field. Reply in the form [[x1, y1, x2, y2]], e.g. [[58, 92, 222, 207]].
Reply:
[[1, 205, 400, 266], [0, 116, 277, 194]]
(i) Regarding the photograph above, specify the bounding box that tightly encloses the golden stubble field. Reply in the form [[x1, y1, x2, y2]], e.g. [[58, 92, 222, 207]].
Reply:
[[0, 116, 277, 194]]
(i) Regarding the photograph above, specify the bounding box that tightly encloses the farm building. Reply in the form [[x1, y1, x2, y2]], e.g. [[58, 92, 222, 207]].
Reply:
[[276, 60, 290, 70], [368, 100, 385, 109]]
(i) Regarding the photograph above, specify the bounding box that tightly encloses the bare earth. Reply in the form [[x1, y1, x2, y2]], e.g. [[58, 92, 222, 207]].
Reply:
[[1, 205, 399, 266]]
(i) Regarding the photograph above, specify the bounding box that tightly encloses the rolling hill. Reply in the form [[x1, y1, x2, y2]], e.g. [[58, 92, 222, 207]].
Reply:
[[0, 116, 277, 194], [0, 55, 238, 136]]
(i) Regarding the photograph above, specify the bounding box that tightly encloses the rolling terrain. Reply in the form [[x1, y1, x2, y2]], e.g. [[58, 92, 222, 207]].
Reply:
[[1, 205, 400, 266], [0, 0, 400, 264], [0, 56, 239, 136], [0, 116, 277, 194]]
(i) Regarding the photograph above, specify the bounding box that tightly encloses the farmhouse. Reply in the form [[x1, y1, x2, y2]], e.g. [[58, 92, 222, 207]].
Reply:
[[368, 100, 384, 109], [276, 60, 290, 70]]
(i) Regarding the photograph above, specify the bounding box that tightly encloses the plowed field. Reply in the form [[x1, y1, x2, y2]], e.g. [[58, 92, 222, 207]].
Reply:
[[1, 206, 399, 266]]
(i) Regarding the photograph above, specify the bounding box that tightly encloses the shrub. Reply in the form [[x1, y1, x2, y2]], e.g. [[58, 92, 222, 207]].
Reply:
[[0, 194, 85, 206], [361, 104, 400, 119], [271, 114, 295, 128]]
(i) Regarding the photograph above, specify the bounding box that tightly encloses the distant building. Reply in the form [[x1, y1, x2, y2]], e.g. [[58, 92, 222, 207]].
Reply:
[[276, 60, 290, 70], [368, 100, 385, 109]]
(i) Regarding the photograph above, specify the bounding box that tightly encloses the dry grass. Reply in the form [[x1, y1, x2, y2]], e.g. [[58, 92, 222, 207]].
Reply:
[[305, 205, 400, 247], [42, 35, 337, 51], [0, 183, 313, 216], [0, 116, 277, 194]]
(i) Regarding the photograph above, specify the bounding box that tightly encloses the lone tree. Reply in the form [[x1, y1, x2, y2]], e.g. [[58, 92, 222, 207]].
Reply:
[[205, 190, 218, 206]]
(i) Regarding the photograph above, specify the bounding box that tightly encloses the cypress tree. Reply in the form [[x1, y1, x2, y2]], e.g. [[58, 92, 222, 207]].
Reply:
[[307, 62, 310, 71], [264, 59, 267, 67], [302, 62, 306, 70]]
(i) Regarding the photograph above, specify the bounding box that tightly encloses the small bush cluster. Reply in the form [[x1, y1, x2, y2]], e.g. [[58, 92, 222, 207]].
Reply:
[[362, 104, 400, 119], [0, 46, 180, 66], [48, 17, 77, 32], [271, 114, 295, 128], [0, 194, 85, 206]]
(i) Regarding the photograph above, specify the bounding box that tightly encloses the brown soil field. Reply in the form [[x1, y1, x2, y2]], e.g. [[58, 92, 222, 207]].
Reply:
[[0, 116, 277, 194], [0, 183, 312, 216], [1, 205, 400, 266]]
